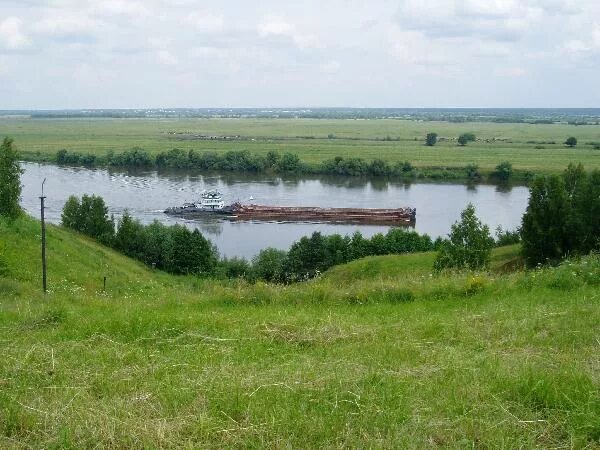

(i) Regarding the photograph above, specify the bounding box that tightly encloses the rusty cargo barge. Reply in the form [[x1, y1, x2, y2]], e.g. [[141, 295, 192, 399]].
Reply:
[[164, 190, 416, 225], [227, 203, 415, 225]]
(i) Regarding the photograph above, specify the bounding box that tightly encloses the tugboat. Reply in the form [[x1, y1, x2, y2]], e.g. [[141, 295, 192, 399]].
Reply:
[[164, 190, 234, 217]]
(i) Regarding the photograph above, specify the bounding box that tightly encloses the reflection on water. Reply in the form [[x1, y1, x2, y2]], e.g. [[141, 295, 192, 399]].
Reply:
[[20, 163, 529, 258]]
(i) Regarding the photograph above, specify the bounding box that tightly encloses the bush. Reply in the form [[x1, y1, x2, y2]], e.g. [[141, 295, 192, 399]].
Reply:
[[218, 257, 252, 279], [252, 248, 287, 282], [493, 161, 513, 181], [434, 204, 494, 271], [495, 226, 521, 246], [465, 164, 480, 180], [458, 133, 476, 146], [425, 132, 438, 146]]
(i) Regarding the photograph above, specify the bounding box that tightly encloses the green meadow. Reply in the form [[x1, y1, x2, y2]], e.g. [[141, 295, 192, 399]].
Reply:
[[1, 215, 599, 448], [1, 117, 599, 175]]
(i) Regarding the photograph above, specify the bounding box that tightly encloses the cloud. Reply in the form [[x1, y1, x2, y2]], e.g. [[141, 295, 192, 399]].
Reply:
[[156, 49, 178, 66], [394, 0, 543, 42], [32, 13, 100, 41], [185, 11, 225, 33], [92, 0, 149, 18], [320, 60, 340, 74], [258, 15, 320, 49], [0, 17, 29, 49]]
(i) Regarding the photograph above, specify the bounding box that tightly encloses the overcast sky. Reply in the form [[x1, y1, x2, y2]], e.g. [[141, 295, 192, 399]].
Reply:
[[1, 0, 599, 109]]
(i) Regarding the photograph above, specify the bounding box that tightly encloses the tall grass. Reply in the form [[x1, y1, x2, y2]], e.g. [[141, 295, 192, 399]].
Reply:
[[1, 216, 599, 447]]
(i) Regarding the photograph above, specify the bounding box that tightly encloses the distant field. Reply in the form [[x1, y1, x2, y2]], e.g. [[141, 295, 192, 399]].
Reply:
[[1, 117, 599, 174]]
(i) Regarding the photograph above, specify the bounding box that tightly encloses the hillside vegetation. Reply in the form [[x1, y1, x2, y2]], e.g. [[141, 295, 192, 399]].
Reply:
[[1, 215, 599, 448]]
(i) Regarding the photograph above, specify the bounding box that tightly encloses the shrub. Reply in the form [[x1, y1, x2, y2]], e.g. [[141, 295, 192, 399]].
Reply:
[[458, 133, 476, 146], [252, 248, 287, 282], [495, 226, 521, 246], [466, 164, 480, 180], [434, 204, 494, 271], [493, 161, 513, 181]]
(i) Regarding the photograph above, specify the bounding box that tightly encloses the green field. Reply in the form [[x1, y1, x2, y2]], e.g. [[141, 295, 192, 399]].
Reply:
[[1, 215, 599, 447], [1, 117, 599, 175]]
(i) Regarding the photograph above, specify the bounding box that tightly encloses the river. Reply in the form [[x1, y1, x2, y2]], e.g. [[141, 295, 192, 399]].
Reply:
[[20, 162, 529, 259]]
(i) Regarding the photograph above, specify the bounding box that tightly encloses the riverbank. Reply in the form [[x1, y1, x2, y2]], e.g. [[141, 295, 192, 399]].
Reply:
[[1, 215, 599, 447], [3, 117, 599, 179]]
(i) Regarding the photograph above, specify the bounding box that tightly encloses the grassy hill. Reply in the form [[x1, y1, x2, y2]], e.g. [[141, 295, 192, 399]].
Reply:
[[1, 215, 599, 448]]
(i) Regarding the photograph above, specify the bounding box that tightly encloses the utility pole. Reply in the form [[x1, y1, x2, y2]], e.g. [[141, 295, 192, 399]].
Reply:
[[40, 178, 47, 293]]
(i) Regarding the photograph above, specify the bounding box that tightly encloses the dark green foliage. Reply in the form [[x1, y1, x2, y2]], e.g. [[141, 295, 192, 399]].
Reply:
[[458, 133, 476, 146], [266, 151, 281, 168], [285, 232, 329, 280], [61, 195, 114, 245], [522, 164, 600, 266], [109, 147, 153, 168], [164, 226, 217, 275], [217, 257, 252, 279], [466, 164, 480, 180], [155, 148, 189, 168], [493, 161, 513, 181], [425, 132, 438, 146], [322, 156, 368, 176], [521, 176, 570, 266], [277, 153, 302, 172], [434, 204, 494, 271], [368, 159, 392, 176], [0, 137, 23, 220], [495, 226, 521, 246], [56, 149, 96, 166], [114, 212, 147, 260], [251, 248, 287, 282], [565, 137, 577, 147], [282, 228, 435, 282]]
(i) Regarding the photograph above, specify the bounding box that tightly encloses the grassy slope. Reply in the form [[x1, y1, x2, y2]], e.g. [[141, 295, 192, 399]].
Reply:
[[1, 216, 599, 448], [2, 118, 599, 174]]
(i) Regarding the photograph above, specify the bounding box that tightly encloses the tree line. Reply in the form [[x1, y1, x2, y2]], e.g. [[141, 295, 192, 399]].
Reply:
[[55, 148, 520, 181]]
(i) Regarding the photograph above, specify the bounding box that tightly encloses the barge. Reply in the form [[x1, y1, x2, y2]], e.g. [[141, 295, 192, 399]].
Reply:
[[165, 190, 416, 225]]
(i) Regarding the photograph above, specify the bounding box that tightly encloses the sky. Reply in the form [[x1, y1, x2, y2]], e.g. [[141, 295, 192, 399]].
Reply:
[[1, 0, 599, 109]]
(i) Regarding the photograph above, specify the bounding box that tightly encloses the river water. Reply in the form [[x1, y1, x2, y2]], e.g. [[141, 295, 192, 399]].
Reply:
[[20, 162, 529, 258]]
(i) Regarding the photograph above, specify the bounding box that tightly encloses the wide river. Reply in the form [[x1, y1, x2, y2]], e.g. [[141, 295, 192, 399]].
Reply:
[[20, 162, 529, 259]]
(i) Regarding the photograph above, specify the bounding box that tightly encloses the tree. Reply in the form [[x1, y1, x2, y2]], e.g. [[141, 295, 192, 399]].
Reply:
[[520, 175, 570, 266], [565, 137, 577, 147], [0, 137, 23, 219], [434, 203, 494, 271], [114, 211, 147, 259], [165, 225, 217, 275], [425, 132, 438, 146], [61, 196, 82, 229], [61, 194, 114, 244]]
